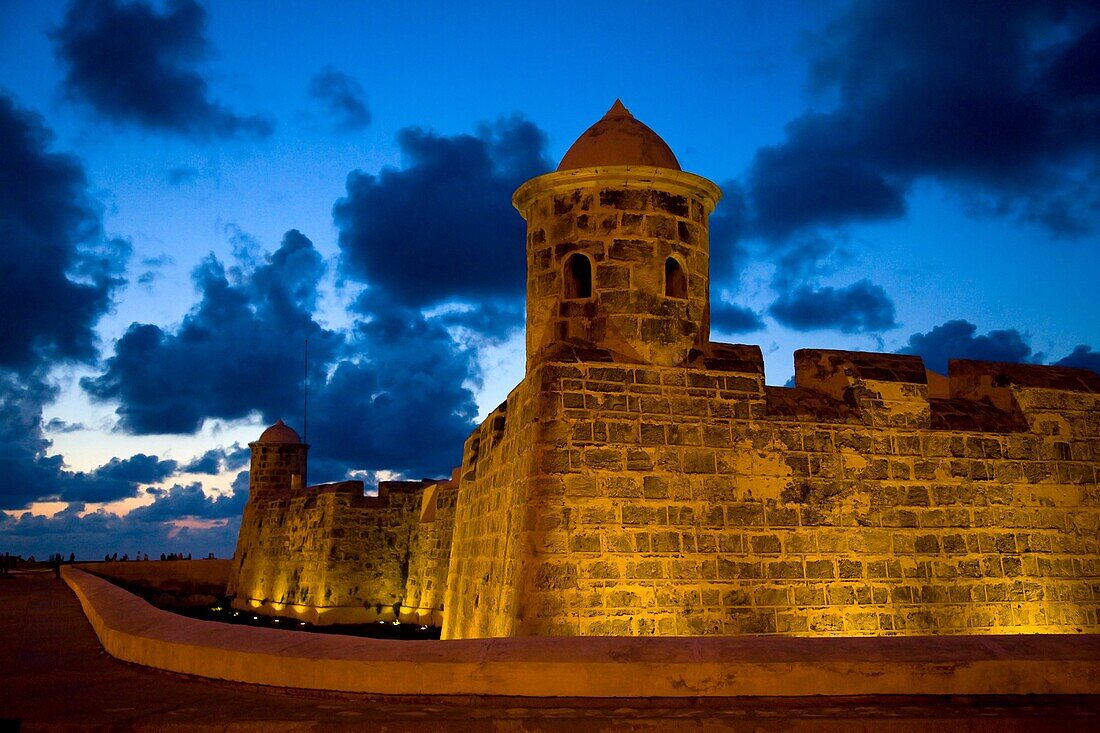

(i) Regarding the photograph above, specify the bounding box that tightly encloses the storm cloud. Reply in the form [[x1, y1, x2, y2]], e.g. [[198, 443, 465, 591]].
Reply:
[[769, 280, 896, 334], [0, 95, 136, 511], [0, 95, 129, 374], [900, 319, 1035, 375], [900, 319, 1099, 376], [334, 116, 550, 311], [84, 227, 477, 481], [52, 0, 272, 138], [83, 229, 342, 434], [744, 1, 1100, 239], [309, 66, 371, 131], [1056, 345, 1100, 373], [711, 302, 765, 334]]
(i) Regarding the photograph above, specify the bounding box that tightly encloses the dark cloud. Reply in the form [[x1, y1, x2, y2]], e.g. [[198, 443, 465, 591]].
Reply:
[[707, 181, 749, 283], [0, 376, 180, 508], [83, 453, 177, 484], [0, 94, 129, 374], [130, 482, 245, 521], [0, 376, 65, 509], [770, 235, 850, 291], [1054, 345, 1100, 374], [711, 302, 765, 334], [52, 0, 272, 139], [309, 66, 371, 131], [165, 166, 199, 185], [0, 94, 134, 511], [0, 501, 241, 560], [57, 453, 179, 503], [83, 229, 342, 434], [748, 125, 906, 239], [181, 449, 223, 475], [769, 280, 896, 334], [900, 320, 1100, 376], [180, 444, 249, 474], [433, 300, 526, 342], [84, 227, 477, 480], [334, 116, 550, 310], [745, 1, 1100, 239], [900, 319, 1034, 374], [44, 418, 85, 433], [303, 310, 478, 477]]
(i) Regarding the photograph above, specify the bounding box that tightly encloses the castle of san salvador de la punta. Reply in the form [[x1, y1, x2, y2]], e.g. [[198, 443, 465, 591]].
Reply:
[[227, 101, 1100, 640]]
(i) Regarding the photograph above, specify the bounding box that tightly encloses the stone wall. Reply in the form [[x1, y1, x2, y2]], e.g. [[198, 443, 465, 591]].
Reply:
[[228, 479, 429, 624], [441, 346, 1100, 638], [440, 387, 546, 639], [401, 475, 458, 625]]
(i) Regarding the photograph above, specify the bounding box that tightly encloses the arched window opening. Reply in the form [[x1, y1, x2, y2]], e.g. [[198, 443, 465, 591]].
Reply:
[[665, 257, 688, 299], [564, 253, 593, 300]]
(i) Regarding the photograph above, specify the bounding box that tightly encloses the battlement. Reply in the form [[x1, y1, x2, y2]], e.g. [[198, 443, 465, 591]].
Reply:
[[227, 101, 1098, 641], [786, 348, 1098, 433], [227, 468, 441, 625], [443, 345, 1100, 638]]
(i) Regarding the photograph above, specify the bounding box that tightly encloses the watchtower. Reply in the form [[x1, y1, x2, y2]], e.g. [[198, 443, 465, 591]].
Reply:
[[512, 100, 722, 368], [247, 419, 308, 495]]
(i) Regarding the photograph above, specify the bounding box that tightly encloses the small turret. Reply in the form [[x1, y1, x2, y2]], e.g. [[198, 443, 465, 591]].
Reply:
[[249, 419, 308, 494], [513, 100, 722, 369]]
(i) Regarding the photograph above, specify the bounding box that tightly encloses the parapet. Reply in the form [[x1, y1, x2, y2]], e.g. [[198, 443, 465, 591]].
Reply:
[[687, 342, 765, 375], [949, 359, 1100, 411], [794, 349, 927, 399], [788, 348, 1098, 432], [299, 478, 438, 509]]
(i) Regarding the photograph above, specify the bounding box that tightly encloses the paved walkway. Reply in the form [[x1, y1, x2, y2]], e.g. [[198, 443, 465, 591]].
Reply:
[[1, 573, 1098, 731]]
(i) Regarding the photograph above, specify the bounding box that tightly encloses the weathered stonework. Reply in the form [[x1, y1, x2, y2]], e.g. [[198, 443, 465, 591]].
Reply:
[[439, 349, 1099, 638], [513, 166, 721, 369], [401, 474, 458, 626], [227, 101, 1099, 640], [228, 461, 432, 624]]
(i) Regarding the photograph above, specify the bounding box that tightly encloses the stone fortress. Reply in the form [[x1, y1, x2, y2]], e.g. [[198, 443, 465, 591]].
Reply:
[[228, 101, 1100, 640]]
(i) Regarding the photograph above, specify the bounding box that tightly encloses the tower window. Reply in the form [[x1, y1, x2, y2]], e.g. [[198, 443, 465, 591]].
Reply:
[[665, 257, 688, 299], [563, 253, 593, 299]]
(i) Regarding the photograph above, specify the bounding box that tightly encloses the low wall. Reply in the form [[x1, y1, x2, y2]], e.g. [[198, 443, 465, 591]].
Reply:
[[63, 566, 1100, 697], [77, 560, 231, 593], [75, 559, 232, 611]]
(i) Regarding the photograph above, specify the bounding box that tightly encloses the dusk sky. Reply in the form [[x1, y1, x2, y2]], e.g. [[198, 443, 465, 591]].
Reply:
[[1, 0, 1097, 559]]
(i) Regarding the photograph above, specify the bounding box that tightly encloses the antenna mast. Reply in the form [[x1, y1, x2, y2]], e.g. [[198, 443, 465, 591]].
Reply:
[[303, 337, 309, 443]]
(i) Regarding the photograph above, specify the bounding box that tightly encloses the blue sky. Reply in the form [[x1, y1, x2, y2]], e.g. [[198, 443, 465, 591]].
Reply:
[[1, 0, 1097, 559]]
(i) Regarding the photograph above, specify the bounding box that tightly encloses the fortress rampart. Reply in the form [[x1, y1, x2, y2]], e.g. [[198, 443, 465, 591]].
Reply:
[[228, 447, 432, 624], [441, 348, 1099, 638], [227, 101, 1099, 639]]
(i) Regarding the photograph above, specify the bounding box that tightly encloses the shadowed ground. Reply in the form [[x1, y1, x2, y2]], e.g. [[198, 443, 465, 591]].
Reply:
[[1, 572, 1098, 731]]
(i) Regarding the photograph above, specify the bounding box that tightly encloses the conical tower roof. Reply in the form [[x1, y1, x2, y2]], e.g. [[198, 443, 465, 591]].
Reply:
[[557, 100, 681, 171], [256, 419, 301, 444]]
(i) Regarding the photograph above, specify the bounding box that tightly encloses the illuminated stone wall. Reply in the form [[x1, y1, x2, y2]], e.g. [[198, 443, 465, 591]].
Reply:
[[228, 478, 428, 624], [401, 476, 458, 625], [440, 349, 1100, 638], [440, 386, 545, 639]]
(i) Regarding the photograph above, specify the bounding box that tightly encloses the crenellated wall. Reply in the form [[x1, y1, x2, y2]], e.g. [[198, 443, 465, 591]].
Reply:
[[439, 346, 1100, 638], [228, 478, 431, 624]]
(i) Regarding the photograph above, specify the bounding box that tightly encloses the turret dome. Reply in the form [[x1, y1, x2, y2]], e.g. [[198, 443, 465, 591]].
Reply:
[[256, 419, 301, 444], [557, 99, 681, 171]]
